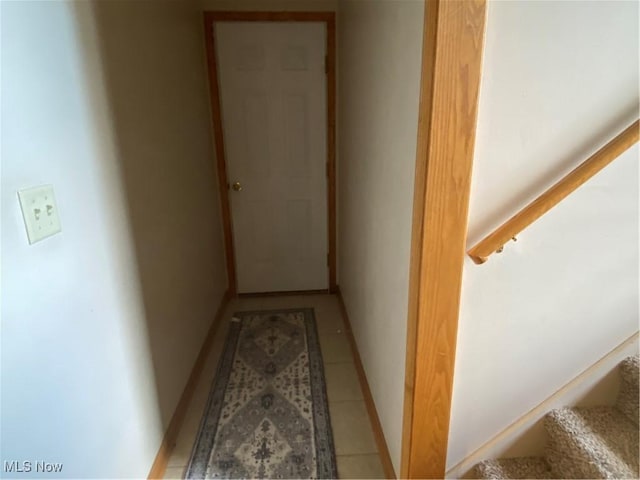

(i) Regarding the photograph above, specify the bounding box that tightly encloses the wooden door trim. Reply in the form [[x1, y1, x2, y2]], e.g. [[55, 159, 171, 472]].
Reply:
[[202, 11, 337, 295], [401, 1, 487, 478]]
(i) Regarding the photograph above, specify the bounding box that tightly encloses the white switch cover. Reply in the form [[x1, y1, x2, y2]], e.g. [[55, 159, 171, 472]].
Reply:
[[18, 185, 62, 244]]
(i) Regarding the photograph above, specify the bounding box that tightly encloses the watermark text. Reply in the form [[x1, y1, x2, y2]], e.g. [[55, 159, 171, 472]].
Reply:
[[4, 461, 64, 474]]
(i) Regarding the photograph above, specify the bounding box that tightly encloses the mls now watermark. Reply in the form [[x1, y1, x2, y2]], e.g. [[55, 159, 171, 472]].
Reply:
[[4, 461, 63, 473]]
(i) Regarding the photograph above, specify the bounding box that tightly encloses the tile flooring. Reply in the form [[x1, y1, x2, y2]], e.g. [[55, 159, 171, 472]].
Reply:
[[163, 294, 386, 479]]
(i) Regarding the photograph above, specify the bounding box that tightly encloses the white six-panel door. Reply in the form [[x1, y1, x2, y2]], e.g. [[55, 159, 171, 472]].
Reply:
[[215, 22, 328, 293]]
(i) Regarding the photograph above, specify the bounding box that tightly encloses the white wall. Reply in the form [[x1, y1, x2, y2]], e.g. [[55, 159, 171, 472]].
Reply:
[[1, 1, 226, 477], [337, 0, 424, 473], [448, 0, 639, 469]]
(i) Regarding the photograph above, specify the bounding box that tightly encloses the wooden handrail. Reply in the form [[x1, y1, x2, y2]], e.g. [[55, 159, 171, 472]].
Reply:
[[468, 119, 639, 264]]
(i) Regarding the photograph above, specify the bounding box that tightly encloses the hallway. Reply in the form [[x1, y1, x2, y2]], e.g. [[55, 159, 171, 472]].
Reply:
[[162, 294, 385, 479]]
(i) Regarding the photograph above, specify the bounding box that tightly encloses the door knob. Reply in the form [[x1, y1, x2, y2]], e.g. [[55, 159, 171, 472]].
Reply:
[[231, 182, 242, 192]]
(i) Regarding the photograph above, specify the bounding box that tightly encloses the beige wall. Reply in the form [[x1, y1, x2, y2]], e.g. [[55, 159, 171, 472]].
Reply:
[[448, 0, 639, 469], [1, 0, 226, 476], [90, 0, 228, 429], [337, 0, 425, 473]]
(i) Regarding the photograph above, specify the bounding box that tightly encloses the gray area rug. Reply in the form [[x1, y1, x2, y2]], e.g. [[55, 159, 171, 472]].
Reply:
[[186, 308, 337, 479]]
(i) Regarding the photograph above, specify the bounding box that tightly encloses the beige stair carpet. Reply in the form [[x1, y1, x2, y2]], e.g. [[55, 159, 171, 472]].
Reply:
[[616, 355, 639, 426], [473, 354, 639, 479], [474, 457, 552, 479]]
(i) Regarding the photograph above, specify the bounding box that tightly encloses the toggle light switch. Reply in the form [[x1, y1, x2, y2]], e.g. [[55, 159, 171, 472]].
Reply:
[[18, 185, 62, 244]]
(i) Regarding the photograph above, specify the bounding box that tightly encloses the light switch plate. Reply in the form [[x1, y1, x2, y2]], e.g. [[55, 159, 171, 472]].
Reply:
[[18, 185, 62, 244]]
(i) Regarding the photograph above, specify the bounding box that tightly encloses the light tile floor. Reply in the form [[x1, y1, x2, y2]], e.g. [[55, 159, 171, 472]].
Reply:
[[163, 294, 386, 479]]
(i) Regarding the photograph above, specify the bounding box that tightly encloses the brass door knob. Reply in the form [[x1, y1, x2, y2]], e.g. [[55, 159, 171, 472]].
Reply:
[[231, 182, 242, 192]]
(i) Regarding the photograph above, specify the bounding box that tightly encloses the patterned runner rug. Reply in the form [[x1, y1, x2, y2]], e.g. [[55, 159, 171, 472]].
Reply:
[[186, 308, 337, 479]]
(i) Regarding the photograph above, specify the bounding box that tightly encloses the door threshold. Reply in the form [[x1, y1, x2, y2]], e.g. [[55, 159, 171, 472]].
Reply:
[[238, 289, 330, 298]]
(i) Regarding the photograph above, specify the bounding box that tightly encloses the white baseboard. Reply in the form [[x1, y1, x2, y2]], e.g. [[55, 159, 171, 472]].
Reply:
[[445, 332, 639, 479]]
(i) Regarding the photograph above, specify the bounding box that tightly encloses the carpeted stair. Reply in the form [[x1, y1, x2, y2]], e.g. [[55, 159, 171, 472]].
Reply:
[[473, 355, 639, 479]]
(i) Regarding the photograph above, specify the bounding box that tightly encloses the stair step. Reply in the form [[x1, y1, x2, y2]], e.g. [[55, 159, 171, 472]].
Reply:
[[619, 355, 639, 387], [545, 406, 639, 479], [474, 457, 552, 479], [616, 355, 639, 425]]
